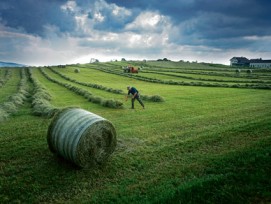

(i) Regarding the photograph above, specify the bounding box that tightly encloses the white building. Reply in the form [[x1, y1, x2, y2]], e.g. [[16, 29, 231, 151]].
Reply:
[[230, 57, 250, 66], [249, 59, 271, 68], [230, 57, 271, 68]]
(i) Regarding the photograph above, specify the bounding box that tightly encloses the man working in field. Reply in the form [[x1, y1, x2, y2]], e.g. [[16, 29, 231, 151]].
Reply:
[[126, 86, 145, 109]]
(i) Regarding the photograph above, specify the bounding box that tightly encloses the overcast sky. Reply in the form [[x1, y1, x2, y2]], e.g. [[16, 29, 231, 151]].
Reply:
[[0, 0, 271, 66]]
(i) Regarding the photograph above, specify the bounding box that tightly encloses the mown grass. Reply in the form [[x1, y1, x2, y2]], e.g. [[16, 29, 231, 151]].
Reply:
[[144, 70, 270, 83], [0, 69, 19, 103], [0, 62, 271, 203]]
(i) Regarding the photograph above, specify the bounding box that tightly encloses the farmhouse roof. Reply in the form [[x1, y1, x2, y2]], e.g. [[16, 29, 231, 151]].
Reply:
[[230, 57, 249, 61], [230, 57, 249, 63]]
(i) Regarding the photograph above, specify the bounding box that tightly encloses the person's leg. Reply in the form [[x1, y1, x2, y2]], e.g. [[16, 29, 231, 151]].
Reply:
[[136, 95, 144, 108], [131, 98, 135, 109]]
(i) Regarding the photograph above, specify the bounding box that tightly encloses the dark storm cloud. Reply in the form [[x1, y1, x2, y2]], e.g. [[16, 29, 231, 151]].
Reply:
[[0, 0, 270, 65], [0, 0, 76, 36], [105, 0, 271, 48], [88, 5, 135, 32]]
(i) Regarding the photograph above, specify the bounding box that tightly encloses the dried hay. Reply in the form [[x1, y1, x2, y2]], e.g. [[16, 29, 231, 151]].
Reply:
[[47, 108, 117, 167]]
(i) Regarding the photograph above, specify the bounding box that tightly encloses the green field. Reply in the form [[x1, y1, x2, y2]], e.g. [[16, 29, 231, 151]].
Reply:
[[0, 61, 271, 203]]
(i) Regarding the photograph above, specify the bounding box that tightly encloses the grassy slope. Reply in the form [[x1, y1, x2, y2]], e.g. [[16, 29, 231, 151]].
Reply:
[[0, 63, 270, 203]]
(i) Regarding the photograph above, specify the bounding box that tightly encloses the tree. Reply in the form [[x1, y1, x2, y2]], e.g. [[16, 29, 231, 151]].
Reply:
[[90, 58, 99, 63]]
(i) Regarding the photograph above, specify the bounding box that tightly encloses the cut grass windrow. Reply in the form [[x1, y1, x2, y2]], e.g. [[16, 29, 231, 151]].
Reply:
[[1, 61, 271, 203], [0, 69, 29, 122], [0, 69, 12, 88], [39, 68, 124, 109], [141, 70, 270, 84], [27, 68, 59, 117], [142, 66, 269, 80], [50, 67, 165, 102], [49, 67, 124, 94], [91, 66, 271, 90]]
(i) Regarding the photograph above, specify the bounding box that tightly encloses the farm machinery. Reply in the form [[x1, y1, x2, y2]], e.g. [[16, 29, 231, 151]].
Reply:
[[123, 65, 139, 73]]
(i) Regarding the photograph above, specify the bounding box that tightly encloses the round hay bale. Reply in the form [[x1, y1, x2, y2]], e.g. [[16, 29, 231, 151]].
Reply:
[[47, 108, 117, 167]]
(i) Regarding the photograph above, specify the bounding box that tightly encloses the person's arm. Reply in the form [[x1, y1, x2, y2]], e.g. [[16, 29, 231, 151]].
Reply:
[[126, 90, 130, 101], [132, 92, 137, 99]]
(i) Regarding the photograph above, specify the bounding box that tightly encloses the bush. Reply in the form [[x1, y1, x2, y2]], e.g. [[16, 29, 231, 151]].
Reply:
[[74, 68, 80, 73]]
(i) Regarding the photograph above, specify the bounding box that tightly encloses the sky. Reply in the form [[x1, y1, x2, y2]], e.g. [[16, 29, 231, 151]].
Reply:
[[0, 0, 271, 66]]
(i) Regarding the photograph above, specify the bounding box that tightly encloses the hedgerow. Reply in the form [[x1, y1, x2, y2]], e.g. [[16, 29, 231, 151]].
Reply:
[[39, 68, 124, 109]]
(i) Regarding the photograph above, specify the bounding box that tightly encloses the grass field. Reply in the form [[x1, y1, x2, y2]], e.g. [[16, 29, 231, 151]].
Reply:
[[0, 61, 271, 203]]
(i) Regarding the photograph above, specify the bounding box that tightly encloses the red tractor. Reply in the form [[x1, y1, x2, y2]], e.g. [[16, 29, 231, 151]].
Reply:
[[123, 66, 138, 73]]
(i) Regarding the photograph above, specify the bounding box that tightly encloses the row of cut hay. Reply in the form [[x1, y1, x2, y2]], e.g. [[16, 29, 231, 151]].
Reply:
[[0, 69, 29, 122], [49, 67, 123, 94], [0, 69, 12, 88], [141, 70, 270, 84], [140, 95, 165, 102], [93, 66, 271, 90], [142, 67, 260, 79], [40, 68, 124, 109], [72, 65, 165, 102], [50, 65, 165, 102], [27, 68, 59, 117]]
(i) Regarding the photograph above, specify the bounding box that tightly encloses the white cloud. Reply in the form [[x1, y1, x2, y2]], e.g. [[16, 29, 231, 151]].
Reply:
[[243, 35, 271, 41], [93, 12, 105, 22], [1, 0, 271, 66], [61, 1, 77, 13], [125, 11, 170, 32], [112, 5, 131, 17]]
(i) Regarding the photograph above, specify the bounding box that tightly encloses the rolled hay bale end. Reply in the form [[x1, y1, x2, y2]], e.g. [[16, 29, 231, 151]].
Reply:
[[47, 108, 117, 167]]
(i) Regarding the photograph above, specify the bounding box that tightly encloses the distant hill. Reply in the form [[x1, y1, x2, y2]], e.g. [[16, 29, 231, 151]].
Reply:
[[0, 61, 26, 67]]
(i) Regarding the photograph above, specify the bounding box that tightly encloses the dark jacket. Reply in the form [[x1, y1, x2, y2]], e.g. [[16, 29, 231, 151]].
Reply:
[[128, 87, 138, 95]]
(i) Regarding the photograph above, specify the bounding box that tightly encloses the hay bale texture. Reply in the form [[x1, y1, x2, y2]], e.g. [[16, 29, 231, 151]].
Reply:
[[47, 108, 117, 167]]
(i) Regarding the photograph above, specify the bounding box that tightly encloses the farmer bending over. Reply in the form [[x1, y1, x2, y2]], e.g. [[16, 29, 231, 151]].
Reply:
[[126, 86, 145, 109]]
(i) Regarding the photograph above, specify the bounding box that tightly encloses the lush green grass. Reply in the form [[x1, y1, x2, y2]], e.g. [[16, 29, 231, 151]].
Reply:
[[0, 62, 271, 203]]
